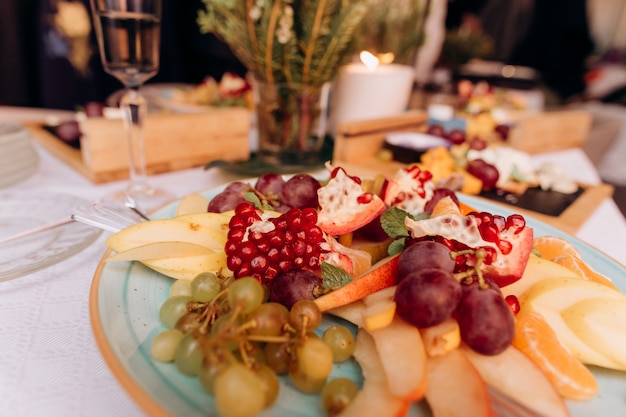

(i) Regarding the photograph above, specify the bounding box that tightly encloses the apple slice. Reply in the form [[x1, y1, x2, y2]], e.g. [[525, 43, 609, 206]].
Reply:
[[425, 349, 494, 417], [460, 345, 569, 417], [175, 193, 210, 216], [500, 255, 579, 299], [106, 241, 213, 262], [368, 316, 427, 401], [314, 254, 399, 312], [362, 286, 397, 331], [339, 330, 410, 417], [562, 297, 626, 369]]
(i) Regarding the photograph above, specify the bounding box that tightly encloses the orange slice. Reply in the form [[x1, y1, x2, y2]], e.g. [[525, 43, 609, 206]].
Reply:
[[512, 311, 598, 401], [533, 236, 582, 260], [553, 254, 620, 291], [430, 196, 462, 217]]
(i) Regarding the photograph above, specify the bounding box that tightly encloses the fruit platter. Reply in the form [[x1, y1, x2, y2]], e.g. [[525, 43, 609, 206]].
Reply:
[[90, 163, 626, 417]]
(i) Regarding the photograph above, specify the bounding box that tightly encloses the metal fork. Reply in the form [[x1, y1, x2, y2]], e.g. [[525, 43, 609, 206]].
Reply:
[[0, 200, 146, 245]]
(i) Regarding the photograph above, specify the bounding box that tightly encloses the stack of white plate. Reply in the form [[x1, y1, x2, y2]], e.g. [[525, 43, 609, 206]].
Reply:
[[0, 122, 39, 189]]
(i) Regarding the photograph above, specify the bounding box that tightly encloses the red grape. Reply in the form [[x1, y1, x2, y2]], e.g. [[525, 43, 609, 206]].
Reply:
[[466, 159, 499, 191], [280, 174, 320, 209], [398, 240, 455, 280], [394, 268, 462, 328], [427, 124, 445, 138], [456, 283, 515, 355], [447, 129, 466, 145], [255, 173, 285, 196], [268, 269, 322, 309]]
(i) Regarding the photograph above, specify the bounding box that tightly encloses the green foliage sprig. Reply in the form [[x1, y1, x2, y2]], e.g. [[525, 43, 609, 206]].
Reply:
[[198, 0, 368, 89]]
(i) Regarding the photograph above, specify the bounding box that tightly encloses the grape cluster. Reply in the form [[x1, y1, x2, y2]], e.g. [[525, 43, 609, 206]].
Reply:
[[152, 272, 358, 417], [208, 173, 321, 213], [393, 240, 515, 356], [225, 203, 328, 283]]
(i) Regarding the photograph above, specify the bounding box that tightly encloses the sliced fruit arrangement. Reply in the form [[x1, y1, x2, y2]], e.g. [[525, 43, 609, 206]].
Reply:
[[103, 164, 626, 417]]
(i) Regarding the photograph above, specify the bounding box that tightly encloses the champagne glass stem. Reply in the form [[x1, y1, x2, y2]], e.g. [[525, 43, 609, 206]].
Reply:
[[120, 87, 151, 196]]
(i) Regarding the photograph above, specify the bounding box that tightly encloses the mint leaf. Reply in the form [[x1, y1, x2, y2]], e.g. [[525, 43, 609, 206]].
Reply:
[[321, 262, 352, 291], [388, 238, 406, 256], [244, 191, 273, 210], [380, 207, 411, 238], [380, 207, 427, 238]]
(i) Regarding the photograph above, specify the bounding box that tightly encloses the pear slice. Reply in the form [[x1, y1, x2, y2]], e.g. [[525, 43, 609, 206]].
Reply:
[[339, 330, 410, 417], [175, 193, 210, 216], [106, 218, 227, 253], [362, 286, 396, 331], [500, 255, 580, 299], [142, 252, 228, 280], [519, 276, 626, 369], [106, 241, 213, 262], [461, 345, 569, 417], [368, 316, 428, 401], [425, 349, 493, 417], [562, 297, 626, 369]]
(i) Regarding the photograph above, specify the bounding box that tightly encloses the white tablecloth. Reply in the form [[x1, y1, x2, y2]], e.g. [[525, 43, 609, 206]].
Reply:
[[0, 108, 625, 417]]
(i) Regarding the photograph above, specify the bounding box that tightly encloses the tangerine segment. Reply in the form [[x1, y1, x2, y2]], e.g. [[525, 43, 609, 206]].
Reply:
[[430, 196, 462, 217], [553, 254, 620, 291], [512, 312, 598, 401], [533, 236, 582, 261]]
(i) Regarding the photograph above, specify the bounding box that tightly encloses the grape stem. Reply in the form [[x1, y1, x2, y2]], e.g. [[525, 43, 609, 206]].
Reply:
[[451, 248, 489, 289]]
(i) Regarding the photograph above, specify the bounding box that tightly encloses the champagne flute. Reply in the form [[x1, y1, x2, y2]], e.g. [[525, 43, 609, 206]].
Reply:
[[90, 0, 173, 211]]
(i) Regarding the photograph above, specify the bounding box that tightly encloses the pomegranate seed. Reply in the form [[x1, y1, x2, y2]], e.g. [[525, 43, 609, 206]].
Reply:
[[498, 239, 513, 255], [506, 214, 526, 233], [505, 294, 520, 315], [227, 256, 243, 271], [279, 260, 292, 271], [293, 240, 306, 256], [239, 241, 257, 260], [492, 215, 506, 232], [228, 227, 245, 241], [357, 193, 374, 204], [250, 255, 268, 272], [267, 248, 280, 262], [479, 222, 500, 243], [294, 257, 305, 268]]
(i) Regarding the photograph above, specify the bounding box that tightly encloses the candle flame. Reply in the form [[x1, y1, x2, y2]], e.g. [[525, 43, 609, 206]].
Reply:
[[360, 51, 379, 70]]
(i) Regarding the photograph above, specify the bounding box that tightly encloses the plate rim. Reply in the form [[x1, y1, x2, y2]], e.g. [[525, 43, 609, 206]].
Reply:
[[89, 188, 626, 416]]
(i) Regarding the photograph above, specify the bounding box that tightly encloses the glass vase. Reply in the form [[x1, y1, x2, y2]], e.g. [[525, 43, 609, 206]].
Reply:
[[253, 81, 330, 168]]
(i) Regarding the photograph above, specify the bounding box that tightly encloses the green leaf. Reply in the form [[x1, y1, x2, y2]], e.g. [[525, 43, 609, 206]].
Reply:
[[388, 238, 406, 256], [380, 207, 411, 238], [244, 192, 273, 210], [321, 261, 352, 291]]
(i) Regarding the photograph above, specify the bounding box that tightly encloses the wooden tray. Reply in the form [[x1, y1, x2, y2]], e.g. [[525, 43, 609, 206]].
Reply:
[[332, 111, 613, 234], [27, 109, 251, 184]]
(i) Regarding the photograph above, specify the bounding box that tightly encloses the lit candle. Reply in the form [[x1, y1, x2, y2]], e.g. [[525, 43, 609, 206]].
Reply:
[[329, 51, 415, 134]]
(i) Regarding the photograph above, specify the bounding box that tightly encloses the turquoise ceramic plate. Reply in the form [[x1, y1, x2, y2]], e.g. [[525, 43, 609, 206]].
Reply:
[[90, 189, 626, 417]]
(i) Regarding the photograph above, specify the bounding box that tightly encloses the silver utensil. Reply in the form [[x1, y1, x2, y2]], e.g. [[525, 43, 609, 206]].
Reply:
[[0, 201, 148, 244]]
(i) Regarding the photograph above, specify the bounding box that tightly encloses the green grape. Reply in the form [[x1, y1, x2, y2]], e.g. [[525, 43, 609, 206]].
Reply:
[[322, 325, 355, 363], [210, 314, 240, 351], [159, 295, 192, 328], [247, 302, 289, 337], [264, 342, 290, 375], [290, 299, 322, 333], [169, 278, 192, 297], [175, 311, 202, 334], [174, 332, 203, 376], [150, 328, 183, 362], [321, 377, 359, 417], [228, 277, 264, 314], [214, 363, 266, 417], [254, 364, 280, 407], [198, 358, 226, 395], [191, 272, 221, 302], [289, 337, 334, 393]]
